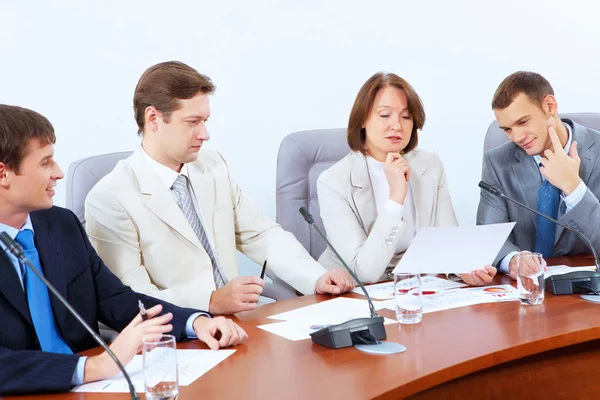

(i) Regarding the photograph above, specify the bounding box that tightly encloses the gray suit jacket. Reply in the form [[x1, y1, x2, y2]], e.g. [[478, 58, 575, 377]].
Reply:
[[477, 119, 600, 266]]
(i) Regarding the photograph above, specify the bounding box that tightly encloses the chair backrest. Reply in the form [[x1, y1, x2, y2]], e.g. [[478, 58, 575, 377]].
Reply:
[[276, 128, 350, 259], [65, 151, 133, 224], [484, 112, 600, 152]]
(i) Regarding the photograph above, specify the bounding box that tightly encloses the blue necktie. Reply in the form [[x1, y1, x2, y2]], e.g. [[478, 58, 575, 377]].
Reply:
[[15, 229, 72, 354], [534, 180, 560, 257]]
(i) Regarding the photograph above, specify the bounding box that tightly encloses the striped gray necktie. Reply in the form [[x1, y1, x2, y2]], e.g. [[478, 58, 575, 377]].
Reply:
[[171, 174, 227, 289]]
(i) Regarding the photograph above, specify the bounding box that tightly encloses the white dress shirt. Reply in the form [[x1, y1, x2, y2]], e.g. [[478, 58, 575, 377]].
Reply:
[[366, 156, 417, 254]]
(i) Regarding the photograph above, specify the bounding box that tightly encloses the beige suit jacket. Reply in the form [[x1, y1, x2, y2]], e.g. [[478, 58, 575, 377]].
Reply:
[[317, 150, 458, 283], [85, 149, 326, 310]]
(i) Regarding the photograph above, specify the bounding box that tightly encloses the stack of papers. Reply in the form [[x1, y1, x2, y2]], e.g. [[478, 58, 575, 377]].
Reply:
[[258, 297, 397, 341], [379, 285, 520, 314], [352, 276, 468, 300], [72, 349, 236, 393]]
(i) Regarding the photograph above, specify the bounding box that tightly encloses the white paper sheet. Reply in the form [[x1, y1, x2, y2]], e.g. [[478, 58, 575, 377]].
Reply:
[[72, 349, 236, 393], [379, 285, 520, 314], [544, 265, 596, 279], [392, 223, 516, 274], [268, 297, 385, 325], [352, 276, 468, 300], [258, 317, 398, 341]]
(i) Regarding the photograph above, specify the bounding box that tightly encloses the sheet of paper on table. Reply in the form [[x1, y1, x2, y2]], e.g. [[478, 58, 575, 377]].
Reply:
[[72, 349, 236, 393], [392, 222, 516, 274], [544, 265, 596, 279], [352, 276, 468, 300], [379, 285, 520, 314], [258, 297, 397, 341]]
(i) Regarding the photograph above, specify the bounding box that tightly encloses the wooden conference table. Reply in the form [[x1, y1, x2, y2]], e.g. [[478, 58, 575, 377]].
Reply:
[[11, 255, 600, 399]]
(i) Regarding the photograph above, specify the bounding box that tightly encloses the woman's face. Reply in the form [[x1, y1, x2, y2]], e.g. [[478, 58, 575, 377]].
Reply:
[[364, 86, 414, 161]]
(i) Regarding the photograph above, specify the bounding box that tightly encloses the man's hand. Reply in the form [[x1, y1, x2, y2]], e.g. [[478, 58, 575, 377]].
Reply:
[[539, 126, 582, 195], [508, 251, 547, 280], [84, 304, 173, 383], [315, 269, 355, 295], [384, 152, 410, 204], [209, 276, 265, 315], [459, 266, 497, 286], [193, 316, 248, 350]]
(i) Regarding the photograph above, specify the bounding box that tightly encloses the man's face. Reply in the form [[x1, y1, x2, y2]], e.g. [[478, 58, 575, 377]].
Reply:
[[150, 93, 211, 169], [494, 92, 556, 156], [2, 139, 64, 212]]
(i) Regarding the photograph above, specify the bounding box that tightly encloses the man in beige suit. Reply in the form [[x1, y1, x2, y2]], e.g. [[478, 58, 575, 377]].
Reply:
[[85, 61, 354, 315]]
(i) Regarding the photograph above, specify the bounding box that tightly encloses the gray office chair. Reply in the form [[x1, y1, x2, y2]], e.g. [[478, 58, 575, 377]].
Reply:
[[276, 128, 350, 260], [484, 112, 600, 152], [65, 152, 292, 302]]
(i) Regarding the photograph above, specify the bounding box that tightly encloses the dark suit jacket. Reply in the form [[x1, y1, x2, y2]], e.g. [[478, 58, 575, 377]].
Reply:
[[0, 206, 201, 395], [477, 119, 600, 265]]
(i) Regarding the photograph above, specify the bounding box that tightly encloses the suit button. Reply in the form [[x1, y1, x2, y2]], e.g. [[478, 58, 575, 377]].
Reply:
[[392, 227, 399, 234], [385, 239, 393, 245]]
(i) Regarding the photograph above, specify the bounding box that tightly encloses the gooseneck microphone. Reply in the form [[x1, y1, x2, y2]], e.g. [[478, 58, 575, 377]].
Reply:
[[299, 206, 378, 318], [299, 207, 406, 353], [0, 232, 140, 400], [478, 181, 600, 297]]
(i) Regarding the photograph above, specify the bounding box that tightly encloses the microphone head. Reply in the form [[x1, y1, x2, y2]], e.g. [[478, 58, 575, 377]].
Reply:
[[478, 181, 502, 196], [0, 231, 24, 258], [298, 207, 315, 224]]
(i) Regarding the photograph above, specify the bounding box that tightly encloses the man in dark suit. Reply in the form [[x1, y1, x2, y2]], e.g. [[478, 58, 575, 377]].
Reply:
[[0, 105, 247, 395], [477, 71, 600, 279]]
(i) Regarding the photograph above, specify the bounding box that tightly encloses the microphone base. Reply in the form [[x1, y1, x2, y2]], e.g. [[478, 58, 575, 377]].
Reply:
[[544, 271, 600, 295], [310, 316, 386, 349], [581, 294, 600, 303], [355, 341, 407, 355]]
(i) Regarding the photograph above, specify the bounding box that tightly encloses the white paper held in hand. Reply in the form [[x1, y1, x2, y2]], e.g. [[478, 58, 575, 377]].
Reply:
[[392, 222, 516, 274]]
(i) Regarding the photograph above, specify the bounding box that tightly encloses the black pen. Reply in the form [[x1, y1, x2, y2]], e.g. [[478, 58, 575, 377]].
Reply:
[[260, 260, 267, 280], [138, 299, 148, 321]]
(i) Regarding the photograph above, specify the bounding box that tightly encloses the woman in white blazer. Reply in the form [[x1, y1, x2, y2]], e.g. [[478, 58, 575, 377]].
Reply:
[[317, 72, 497, 285]]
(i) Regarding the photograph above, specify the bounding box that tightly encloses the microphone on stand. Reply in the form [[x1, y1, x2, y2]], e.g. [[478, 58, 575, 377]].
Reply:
[[0, 232, 140, 399], [299, 207, 406, 354], [478, 181, 600, 302]]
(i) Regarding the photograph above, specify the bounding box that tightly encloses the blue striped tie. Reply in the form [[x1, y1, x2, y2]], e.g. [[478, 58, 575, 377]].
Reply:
[[15, 229, 72, 354], [534, 180, 560, 257]]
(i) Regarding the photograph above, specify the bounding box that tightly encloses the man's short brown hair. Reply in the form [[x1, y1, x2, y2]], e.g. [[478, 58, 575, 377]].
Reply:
[[492, 71, 554, 110], [133, 61, 216, 135], [347, 72, 425, 155], [0, 105, 56, 172]]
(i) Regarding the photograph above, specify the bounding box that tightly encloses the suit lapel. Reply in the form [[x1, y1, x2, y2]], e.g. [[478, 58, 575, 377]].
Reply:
[[0, 249, 32, 325], [512, 149, 540, 228], [405, 152, 432, 227], [129, 151, 202, 249], [349, 152, 377, 233], [30, 212, 69, 330], [187, 162, 217, 244]]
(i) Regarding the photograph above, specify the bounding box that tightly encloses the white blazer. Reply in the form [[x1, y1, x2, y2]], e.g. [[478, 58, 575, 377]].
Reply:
[[317, 149, 458, 283], [85, 149, 326, 310]]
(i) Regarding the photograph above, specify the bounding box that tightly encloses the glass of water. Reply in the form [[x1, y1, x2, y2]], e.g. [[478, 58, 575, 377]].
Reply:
[[143, 334, 179, 400], [517, 252, 546, 305], [394, 272, 423, 324]]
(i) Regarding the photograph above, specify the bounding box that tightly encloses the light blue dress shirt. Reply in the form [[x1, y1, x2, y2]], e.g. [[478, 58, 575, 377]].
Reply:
[[0, 217, 205, 386]]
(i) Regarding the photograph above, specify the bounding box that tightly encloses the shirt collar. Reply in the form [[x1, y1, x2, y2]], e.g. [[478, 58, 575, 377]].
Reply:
[[140, 144, 191, 190], [0, 215, 34, 253], [533, 122, 573, 165]]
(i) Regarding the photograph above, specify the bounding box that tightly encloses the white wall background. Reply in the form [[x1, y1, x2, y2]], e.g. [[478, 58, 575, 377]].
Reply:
[[1, 0, 599, 274]]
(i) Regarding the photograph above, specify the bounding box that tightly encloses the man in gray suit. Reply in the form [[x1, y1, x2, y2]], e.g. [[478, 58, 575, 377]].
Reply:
[[477, 71, 600, 279]]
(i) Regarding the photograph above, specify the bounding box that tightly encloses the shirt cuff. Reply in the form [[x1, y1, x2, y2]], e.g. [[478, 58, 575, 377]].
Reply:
[[186, 312, 211, 338], [561, 180, 587, 213], [71, 356, 87, 386], [384, 199, 404, 217], [499, 251, 519, 274]]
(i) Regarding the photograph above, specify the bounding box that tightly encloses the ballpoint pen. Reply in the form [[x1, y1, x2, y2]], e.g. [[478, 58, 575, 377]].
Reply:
[[138, 299, 148, 321], [260, 260, 267, 279]]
